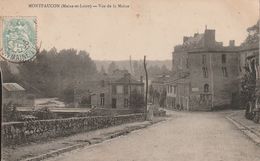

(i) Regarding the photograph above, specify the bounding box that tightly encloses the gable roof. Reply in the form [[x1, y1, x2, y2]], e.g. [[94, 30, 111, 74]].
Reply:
[[112, 75, 143, 85], [3, 83, 25, 92]]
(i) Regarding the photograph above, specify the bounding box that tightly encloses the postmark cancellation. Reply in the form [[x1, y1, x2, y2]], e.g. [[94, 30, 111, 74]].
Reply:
[[1, 16, 37, 63]]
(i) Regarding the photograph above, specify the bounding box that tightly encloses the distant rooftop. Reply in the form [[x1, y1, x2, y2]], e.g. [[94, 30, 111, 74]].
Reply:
[[112, 73, 143, 85], [174, 29, 236, 52]]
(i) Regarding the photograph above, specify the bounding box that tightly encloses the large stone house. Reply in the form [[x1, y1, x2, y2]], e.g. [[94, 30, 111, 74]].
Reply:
[[74, 70, 144, 109], [170, 28, 241, 111]]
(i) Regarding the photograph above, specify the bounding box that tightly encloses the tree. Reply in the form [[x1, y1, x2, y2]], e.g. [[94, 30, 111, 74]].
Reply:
[[107, 61, 118, 74], [159, 89, 167, 107], [100, 65, 106, 74], [17, 48, 98, 99], [161, 65, 170, 74], [130, 89, 144, 110], [0, 61, 17, 83]]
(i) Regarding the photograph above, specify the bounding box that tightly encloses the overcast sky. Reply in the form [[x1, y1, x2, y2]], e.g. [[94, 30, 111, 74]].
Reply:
[[0, 0, 259, 60]]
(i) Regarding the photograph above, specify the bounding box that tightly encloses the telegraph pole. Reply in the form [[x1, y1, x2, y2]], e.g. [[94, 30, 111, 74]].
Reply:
[[143, 56, 148, 117]]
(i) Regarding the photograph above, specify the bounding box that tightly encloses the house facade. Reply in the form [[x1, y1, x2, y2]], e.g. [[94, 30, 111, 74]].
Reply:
[[74, 71, 144, 109], [171, 28, 241, 111], [3, 83, 35, 106], [165, 75, 190, 110], [110, 73, 144, 109]]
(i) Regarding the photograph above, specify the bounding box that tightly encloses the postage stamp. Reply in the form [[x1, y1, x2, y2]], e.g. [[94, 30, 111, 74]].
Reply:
[[1, 17, 37, 63]]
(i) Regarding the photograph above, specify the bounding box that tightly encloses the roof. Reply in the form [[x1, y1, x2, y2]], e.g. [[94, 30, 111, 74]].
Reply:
[[112, 74, 143, 85], [165, 72, 190, 84], [183, 33, 204, 48], [3, 83, 25, 92], [151, 75, 171, 84]]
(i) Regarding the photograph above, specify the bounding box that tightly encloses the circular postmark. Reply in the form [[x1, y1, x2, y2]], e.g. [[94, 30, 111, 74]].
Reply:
[[1, 17, 37, 63]]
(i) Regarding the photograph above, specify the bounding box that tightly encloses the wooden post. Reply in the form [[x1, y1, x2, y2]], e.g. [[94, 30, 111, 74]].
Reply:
[[144, 56, 148, 118]]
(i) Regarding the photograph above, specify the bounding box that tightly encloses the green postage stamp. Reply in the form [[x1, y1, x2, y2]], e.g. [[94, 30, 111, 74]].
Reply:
[[1, 17, 37, 63]]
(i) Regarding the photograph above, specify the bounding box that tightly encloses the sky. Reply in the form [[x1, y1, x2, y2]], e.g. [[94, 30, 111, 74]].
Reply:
[[0, 0, 259, 60]]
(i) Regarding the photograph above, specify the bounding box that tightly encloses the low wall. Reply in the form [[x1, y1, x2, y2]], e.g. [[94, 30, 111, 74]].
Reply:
[[2, 113, 145, 146]]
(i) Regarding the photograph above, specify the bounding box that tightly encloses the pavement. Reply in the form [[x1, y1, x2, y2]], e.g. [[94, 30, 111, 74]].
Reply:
[[226, 110, 260, 145], [2, 117, 165, 161], [44, 111, 260, 161]]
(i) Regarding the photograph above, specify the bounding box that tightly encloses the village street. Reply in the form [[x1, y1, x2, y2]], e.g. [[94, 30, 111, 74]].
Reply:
[[46, 111, 260, 161]]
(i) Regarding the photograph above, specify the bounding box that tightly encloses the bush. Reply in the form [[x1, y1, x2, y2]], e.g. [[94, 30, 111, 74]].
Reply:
[[33, 107, 57, 120], [60, 86, 74, 103], [130, 89, 144, 109], [2, 102, 23, 122]]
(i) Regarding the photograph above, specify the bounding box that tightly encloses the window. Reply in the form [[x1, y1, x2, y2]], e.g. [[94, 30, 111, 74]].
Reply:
[[202, 55, 206, 65], [112, 85, 117, 94], [222, 67, 228, 77], [170, 85, 173, 93], [186, 58, 189, 68], [222, 54, 226, 64], [100, 93, 105, 106], [202, 67, 208, 78], [204, 84, 209, 93], [101, 80, 105, 87], [124, 99, 129, 107], [124, 85, 128, 94]]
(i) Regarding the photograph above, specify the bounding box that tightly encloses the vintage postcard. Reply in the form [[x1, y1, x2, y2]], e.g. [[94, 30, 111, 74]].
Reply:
[[0, 0, 259, 161]]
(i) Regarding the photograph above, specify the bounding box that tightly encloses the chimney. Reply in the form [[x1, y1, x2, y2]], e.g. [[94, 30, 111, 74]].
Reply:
[[204, 29, 216, 48], [229, 40, 235, 47]]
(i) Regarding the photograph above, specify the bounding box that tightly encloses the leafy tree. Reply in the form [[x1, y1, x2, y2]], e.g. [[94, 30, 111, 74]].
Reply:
[[33, 107, 56, 120], [130, 89, 144, 110], [0, 61, 17, 83], [100, 65, 106, 74], [107, 61, 118, 74], [159, 89, 167, 107], [17, 48, 97, 99]]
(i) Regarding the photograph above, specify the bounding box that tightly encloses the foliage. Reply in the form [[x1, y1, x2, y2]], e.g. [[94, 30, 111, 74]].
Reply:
[[17, 48, 97, 99], [130, 89, 144, 109], [159, 89, 167, 107], [61, 85, 75, 103], [107, 61, 119, 74], [0, 61, 17, 83], [100, 65, 106, 74], [33, 107, 56, 120], [241, 65, 257, 119], [2, 102, 23, 122], [241, 20, 259, 46]]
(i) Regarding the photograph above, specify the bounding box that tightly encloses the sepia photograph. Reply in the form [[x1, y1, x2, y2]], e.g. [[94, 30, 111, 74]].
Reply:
[[0, 0, 259, 160]]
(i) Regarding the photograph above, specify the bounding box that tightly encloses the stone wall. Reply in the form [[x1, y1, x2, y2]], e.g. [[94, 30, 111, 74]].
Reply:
[[2, 114, 145, 146]]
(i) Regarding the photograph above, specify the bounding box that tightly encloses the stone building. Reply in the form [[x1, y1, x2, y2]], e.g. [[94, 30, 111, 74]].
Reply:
[[74, 70, 144, 109], [165, 73, 190, 110], [172, 28, 241, 110], [110, 73, 144, 108], [3, 83, 35, 106]]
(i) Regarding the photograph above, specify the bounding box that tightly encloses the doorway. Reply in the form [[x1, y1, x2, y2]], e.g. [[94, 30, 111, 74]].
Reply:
[[112, 98, 117, 108]]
